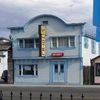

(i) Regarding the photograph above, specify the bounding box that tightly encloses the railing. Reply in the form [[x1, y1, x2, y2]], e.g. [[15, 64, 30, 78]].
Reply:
[[0, 90, 85, 100]]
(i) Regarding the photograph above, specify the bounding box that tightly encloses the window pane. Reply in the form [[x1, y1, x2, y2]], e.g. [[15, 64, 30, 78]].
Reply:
[[91, 40, 96, 54], [52, 38, 57, 48], [19, 40, 23, 48], [96, 63, 100, 76], [54, 64, 58, 73], [23, 65, 34, 75], [98, 43, 100, 54], [25, 39, 34, 48], [58, 37, 63, 47], [84, 37, 88, 48], [35, 38, 39, 48], [19, 65, 21, 75], [60, 64, 64, 73], [35, 65, 38, 76], [70, 36, 75, 47]]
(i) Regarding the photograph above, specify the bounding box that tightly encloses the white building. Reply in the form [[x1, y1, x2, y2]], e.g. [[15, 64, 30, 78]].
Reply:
[[0, 38, 10, 78], [82, 34, 100, 66]]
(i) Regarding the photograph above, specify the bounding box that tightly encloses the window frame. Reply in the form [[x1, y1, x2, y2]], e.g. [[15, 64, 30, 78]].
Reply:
[[91, 39, 96, 54], [51, 36, 75, 49], [84, 37, 89, 49], [96, 63, 100, 76], [18, 38, 39, 49], [18, 64, 38, 77]]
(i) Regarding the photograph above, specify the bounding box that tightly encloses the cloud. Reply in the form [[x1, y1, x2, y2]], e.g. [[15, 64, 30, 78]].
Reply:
[[0, 0, 93, 38]]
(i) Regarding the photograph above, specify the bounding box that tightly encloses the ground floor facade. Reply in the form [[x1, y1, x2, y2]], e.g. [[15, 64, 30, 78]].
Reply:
[[13, 58, 83, 85]]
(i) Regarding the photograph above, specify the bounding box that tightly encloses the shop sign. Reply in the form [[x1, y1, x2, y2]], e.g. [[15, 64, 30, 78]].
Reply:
[[39, 24, 46, 57], [51, 52, 64, 57]]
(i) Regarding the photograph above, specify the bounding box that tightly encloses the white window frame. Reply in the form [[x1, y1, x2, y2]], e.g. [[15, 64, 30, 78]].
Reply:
[[19, 64, 38, 76], [51, 36, 75, 48], [18, 38, 39, 49]]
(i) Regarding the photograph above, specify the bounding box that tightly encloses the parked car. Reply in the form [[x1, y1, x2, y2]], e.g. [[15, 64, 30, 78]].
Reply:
[[1, 70, 8, 83]]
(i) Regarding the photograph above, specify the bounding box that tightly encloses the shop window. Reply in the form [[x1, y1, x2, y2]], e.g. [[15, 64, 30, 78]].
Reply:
[[96, 63, 100, 76], [19, 64, 38, 76]]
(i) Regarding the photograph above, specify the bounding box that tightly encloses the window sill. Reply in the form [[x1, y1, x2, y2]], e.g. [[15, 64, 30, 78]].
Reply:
[[50, 47, 75, 50], [17, 48, 39, 51], [17, 75, 39, 78]]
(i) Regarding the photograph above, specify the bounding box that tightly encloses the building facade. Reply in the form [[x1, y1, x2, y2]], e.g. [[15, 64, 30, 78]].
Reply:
[[9, 14, 99, 85], [0, 38, 10, 78], [82, 34, 100, 66], [91, 56, 100, 84]]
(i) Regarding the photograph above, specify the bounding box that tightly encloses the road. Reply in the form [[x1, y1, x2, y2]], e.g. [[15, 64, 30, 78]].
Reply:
[[0, 85, 100, 100]]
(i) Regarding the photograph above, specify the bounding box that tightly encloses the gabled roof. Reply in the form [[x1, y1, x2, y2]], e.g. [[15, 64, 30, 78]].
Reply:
[[91, 55, 100, 61]]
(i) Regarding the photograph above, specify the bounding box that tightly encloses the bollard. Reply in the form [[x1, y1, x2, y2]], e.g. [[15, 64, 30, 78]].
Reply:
[[0, 90, 3, 100], [50, 93, 52, 100], [60, 94, 62, 100], [20, 92, 22, 100], [11, 92, 13, 100], [70, 94, 73, 100], [81, 94, 84, 100], [40, 93, 42, 100], [30, 92, 32, 100]]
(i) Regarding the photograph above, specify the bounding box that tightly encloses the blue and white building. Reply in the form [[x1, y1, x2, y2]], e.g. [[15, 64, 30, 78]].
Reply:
[[9, 14, 100, 85]]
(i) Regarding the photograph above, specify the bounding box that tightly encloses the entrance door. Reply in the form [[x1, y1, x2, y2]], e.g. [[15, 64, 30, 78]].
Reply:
[[53, 62, 65, 82]]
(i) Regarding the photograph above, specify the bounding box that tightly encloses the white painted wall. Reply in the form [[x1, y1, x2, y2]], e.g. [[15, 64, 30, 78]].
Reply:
[[14, 60, 49, 85], [82, 36, 99, 66], [0, 51, 8, 77], [67, 59, 81, 84]]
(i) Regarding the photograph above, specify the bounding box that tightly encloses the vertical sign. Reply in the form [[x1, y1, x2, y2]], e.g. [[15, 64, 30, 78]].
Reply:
[[39, 24, 46, 57], [93, 0, 100, 26], [93, 0, 100, 41]]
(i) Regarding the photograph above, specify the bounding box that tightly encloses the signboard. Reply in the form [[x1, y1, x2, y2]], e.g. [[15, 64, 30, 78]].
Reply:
[[93, 0, 100, 26], [51, 52, 64, 57], [38, 25, 46, 57], [93, 0, 100, 41]]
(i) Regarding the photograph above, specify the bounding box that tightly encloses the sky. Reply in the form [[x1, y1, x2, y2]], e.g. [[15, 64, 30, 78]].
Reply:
[[0, 0, 93, 38]]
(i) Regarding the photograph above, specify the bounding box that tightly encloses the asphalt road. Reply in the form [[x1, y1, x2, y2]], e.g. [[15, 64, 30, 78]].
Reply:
[[0, 85, 100, 100]]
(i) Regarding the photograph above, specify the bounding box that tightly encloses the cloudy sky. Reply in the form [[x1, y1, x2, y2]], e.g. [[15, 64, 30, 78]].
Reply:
[[0, 0, 93, 38]]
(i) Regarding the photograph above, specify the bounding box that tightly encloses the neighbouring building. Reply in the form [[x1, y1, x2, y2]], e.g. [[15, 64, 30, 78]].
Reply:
[[91, 56, 100, 84], [9, 14, 100, 85], [0, 37, 11, 79]]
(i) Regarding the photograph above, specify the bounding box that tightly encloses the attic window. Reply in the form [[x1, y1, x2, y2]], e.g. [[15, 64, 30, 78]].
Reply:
[[43, 21, 48, 24]]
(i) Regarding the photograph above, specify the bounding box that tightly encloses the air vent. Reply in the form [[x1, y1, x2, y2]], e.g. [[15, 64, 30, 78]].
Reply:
[[43, 21, 48, 25]]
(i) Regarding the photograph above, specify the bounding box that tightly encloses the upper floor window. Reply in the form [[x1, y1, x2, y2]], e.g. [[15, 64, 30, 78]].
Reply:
[[51, 36, 75, 48], [84, 37, 88, 48], [91, 39, 96, 54], [98, 43, 100, 55], [18, 38, 39, 49]]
